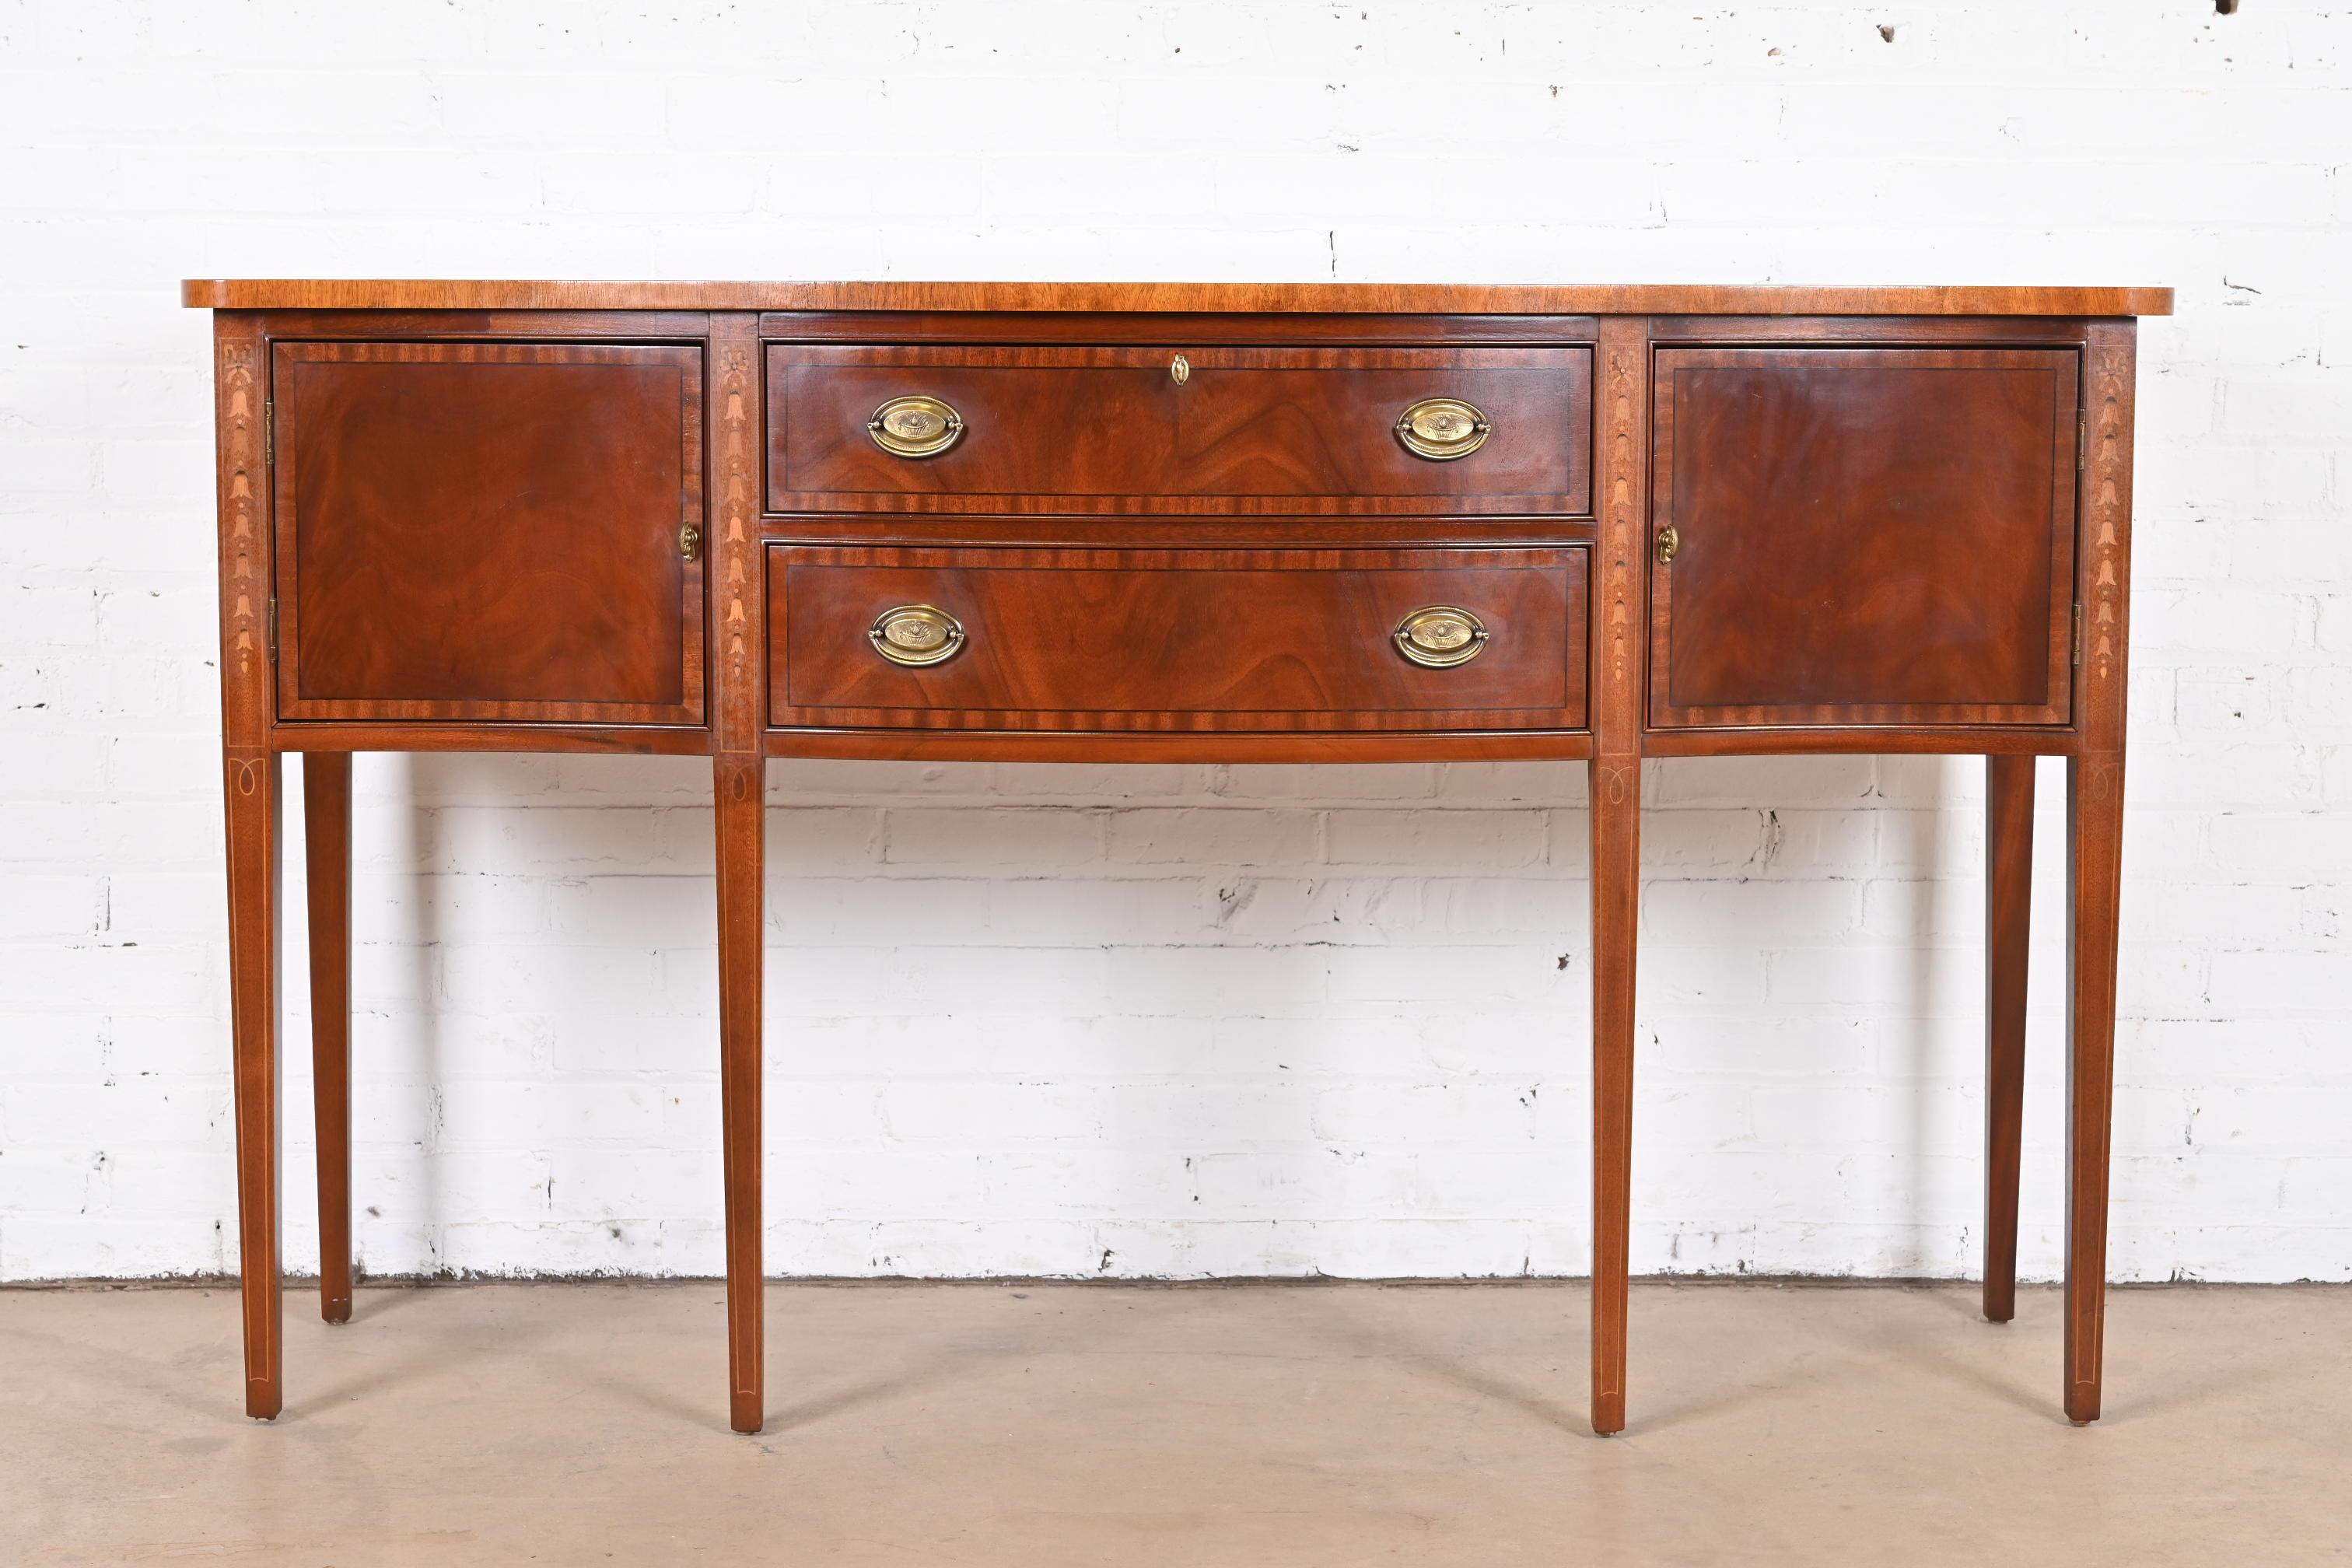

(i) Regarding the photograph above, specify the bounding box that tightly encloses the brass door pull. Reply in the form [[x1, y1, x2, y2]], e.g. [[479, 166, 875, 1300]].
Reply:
[[1656, 523, 1680, 565], [1395, 397, 1491, 460], [677, 522, 702, 562], [868, 395, 964, 458], [870, 604, 966, 667], [1394, 606, 1489, 668]]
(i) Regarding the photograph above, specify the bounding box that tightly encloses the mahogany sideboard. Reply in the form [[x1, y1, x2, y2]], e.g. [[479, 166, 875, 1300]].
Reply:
[[187, 278, 2170, 1436]]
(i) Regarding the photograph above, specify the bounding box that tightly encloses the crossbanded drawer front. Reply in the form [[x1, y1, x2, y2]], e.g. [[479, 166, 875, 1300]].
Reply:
[[768, 544, 1589, 733], [765, 345, 1592, 515]]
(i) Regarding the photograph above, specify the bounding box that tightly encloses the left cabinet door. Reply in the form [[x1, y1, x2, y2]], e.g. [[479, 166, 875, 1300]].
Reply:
[[273, 341, 705, 725]]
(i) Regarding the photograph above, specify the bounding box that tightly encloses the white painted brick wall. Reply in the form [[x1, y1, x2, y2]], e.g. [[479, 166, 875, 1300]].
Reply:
[[2, 0, 2347, 1284]]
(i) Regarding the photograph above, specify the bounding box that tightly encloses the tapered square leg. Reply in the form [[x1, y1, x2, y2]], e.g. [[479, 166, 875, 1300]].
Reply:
[[304, 752, 354, 1325], [225, 747, 284, 1419], [2063, 320, 2137, 1425], [715, 754, 765, 1434], [1589, 757, 1640, 1435], [212, 314, 282, 1418], [1983, 754, 2034, 1323], [2063, 754, 2126, 1423]]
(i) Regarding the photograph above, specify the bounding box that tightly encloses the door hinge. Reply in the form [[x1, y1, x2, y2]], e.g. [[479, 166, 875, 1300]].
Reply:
[[2076, 408, 2087, 473], [264, 401, 275, 463], [267, 597, 278, 660], [2071, 603, 2084, 666]]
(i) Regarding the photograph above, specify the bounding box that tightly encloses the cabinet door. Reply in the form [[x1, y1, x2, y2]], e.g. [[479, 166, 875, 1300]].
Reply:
[[274, 341, 705, 725], [1650, 346, 2079, 730]]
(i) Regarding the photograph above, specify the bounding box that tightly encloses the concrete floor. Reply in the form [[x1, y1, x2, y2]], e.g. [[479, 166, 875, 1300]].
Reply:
[[3, 1282, 2347, 1566]]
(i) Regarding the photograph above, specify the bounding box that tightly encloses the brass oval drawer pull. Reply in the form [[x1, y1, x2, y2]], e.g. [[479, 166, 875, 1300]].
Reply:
[[1395, 397, 1491, 461], [868, 395, 964, 458], [870, 604, 966, 667], [1394, 606, 1489, 668]]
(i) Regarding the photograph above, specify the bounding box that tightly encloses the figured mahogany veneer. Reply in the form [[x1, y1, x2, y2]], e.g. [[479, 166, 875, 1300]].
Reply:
[[768, 345, 1591, 514], [769, 545, 1587, 732], [275, 341, 705, 725], [189, 280, 2162, 1444], [1650, 347, 2080, 729]]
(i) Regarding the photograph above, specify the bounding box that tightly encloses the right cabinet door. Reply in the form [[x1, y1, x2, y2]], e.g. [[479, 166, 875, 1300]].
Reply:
[[1650, 345, 2080, 730]]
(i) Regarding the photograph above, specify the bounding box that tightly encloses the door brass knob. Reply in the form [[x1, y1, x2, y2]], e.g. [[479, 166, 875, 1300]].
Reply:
[[870, 604, 966, 667], [677, 522, 702, 562], [868, 395, 964, 458], [1395, 397, 1491, 460], [1656, 523, 1679, 565], [1394, 606, 1489, 668]]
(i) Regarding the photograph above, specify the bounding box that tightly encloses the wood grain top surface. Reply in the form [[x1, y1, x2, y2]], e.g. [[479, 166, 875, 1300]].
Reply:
[[181, 278, 2174, 317]]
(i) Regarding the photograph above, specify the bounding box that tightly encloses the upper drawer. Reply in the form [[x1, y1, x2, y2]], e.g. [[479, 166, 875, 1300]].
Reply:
[[765, 345, 1591, 515]]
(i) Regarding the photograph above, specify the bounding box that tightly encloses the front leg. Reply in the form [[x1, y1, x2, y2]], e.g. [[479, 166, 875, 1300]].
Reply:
[[2064, 320, 2137, 1424], [2063, 754, 2126, 1422], [1588, 756, 1640, 1435], [225, 747, 284, 1418], [715, 754, 766, 1433], [213, 315, 283, 1418]]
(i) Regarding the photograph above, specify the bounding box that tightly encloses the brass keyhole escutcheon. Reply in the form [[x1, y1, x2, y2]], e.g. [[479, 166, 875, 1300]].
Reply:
[[1393, 606, 1489, 668], [868, 395, 965, 458], [1395, 397, 1491, 460], [870, 604, 966, 667], [1170, 353, 1190, 385], [1655, 523, 1680, 565], [677, 522, 702, 562]]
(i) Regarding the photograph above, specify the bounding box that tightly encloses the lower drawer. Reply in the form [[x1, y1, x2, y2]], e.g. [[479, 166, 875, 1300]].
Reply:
[[767, 545, 1588, 733]]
